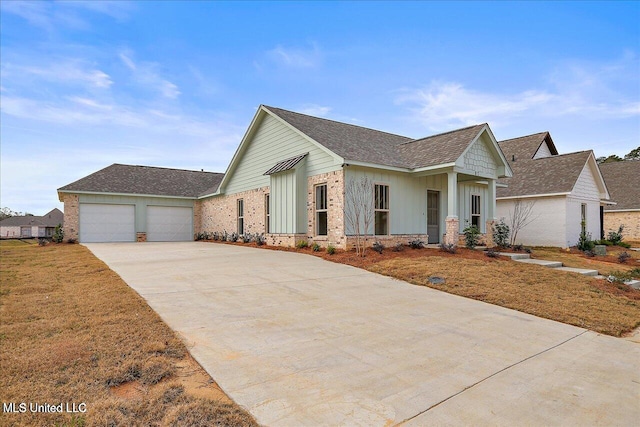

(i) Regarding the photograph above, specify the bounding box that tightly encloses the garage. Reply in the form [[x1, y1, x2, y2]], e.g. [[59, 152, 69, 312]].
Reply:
[[147, 206, 193, 242], [79, 204, 135, 243]]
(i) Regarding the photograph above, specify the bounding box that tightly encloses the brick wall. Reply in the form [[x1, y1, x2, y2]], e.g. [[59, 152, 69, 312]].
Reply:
[[62, 194, 79, 241], [307, 170, 346, 248], [197, 186, 270, 236], [604, 211, 640, 241]]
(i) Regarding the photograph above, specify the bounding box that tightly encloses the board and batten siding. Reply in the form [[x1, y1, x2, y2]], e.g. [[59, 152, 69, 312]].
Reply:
[[457, 182, 489, 233], [223, 114, 339, 195], [78, 194, 193, 235], [269, 166, 307, 234], [462, 136, 498, 178], [344, 167, 449, 236]]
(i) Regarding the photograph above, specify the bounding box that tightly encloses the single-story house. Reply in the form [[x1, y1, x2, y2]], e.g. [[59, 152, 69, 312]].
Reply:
[[496, 132, 610, 248], [57, 165, 223, 242], [59, 105, 513, 247], [0, 208, 64, 239], [598, 160, 640, 241]]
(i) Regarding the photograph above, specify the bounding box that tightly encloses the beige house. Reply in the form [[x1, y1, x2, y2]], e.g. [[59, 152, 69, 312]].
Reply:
[[599, 160, 640, 241], [58, 105, 512, 247], [496, 132, 610, 248], [0, 208, 64, 239]]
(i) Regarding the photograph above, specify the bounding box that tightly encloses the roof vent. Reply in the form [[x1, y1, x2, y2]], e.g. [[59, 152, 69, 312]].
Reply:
[[512, 154, 516, 162]]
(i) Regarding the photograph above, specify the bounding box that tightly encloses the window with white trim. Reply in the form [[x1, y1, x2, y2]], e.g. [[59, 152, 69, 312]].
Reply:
[[375, 184, 389, 235], [315, 184, 328, 236], [237, 199, 244, 235], [581, 203, 587, 233], [471, 194, 481, 229]]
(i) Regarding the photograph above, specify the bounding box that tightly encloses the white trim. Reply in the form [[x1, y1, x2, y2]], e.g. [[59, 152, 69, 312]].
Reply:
[[604, 209, 640, 213], [344, 161, 411, 173], [411, 162, 457, 174], [58, 190, 195, 200], [497, 192, 570, 200]]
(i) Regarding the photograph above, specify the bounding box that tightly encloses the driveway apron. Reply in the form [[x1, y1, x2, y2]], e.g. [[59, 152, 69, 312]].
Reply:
[[86, 242, 640, 426]]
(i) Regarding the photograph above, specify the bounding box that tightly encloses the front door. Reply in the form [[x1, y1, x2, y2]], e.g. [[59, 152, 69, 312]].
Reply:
[[427, 190, 440, 244]]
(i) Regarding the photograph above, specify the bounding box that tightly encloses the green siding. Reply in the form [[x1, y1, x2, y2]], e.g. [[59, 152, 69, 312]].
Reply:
[[344, 167, 448, 235], [78, 194, 193, 233], [270, 168, 306, 234], [224, 114, 339, 195], [457, 183, 489, 232]]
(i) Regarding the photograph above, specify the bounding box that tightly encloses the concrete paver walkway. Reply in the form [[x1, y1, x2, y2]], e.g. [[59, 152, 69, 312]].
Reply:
[[87, 242, 640, 426]]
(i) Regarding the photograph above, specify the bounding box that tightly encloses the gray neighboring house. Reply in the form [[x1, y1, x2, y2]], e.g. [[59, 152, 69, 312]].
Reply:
[[0, 208, 64, 239], [496, 132, 610, 247], [599, 160, 640, 241], [57, 164, 223, 243]]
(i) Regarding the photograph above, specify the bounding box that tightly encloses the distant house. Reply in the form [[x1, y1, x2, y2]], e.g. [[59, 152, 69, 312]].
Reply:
[[58, 105, 513, 246], [598, 160, 640, 241], [0, 208, 64, 239], [496, 132, 610, 248]]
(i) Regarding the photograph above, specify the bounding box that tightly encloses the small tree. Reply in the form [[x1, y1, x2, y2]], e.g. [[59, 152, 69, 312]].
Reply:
[[52, 224, 64, 243], [508, 199, 538, 246], [463, 225, 480, 249], [343, 176, 374, 257]]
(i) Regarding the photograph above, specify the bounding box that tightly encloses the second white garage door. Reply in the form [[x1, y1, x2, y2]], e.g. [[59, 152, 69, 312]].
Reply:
[[147, 206, 193, 242], [80, 204, 135, 243]]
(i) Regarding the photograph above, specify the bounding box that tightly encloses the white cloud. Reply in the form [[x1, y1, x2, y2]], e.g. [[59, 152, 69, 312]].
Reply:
[[266, 43, 322, 68], [119, 49, 181, 99], [298, 104, 332, 117], [397, 55, 639, 132], [3, 60, 113, 89]]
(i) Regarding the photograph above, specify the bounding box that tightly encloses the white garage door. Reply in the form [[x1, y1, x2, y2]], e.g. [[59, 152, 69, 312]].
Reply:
[[80, 204, 135, 243], [147, 206, 193, 242]]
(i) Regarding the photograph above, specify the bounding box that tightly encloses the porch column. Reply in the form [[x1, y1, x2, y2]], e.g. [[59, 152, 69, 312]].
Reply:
[[485, 178, 497, 247], [445, 171, 459, 246]]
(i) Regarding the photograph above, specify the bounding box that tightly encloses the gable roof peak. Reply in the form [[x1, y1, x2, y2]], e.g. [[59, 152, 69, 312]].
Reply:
[[401, 123, 486, 146]]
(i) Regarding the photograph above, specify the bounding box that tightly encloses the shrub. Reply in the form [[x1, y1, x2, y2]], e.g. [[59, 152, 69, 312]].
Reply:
[[513, 244, 524, 252], [296, 240, 308, 249], [372, 241, 384, 254], [228, 232, 238, 242], [52, 224, 64, 243], [409, 239, 425, 249], [584, 249, 596, 257], [255, 234, 266, 246], [577, 230, 594, 252], [241, 234, 252, 243], [439, 243, 457, 254], [618, 242, 631, 249], [524, 247, 532, 254], [607, 225, 624, 245], [485, 247, 499, 258], [618, 251, 631, 264], [312, 243, 321, 252], [492, 220, 510, 248], [326, 245, 336, 255], [212, 231, 220, 241], [594, 239, 613, 246], [393, 242, 404, 252], [66, 238, 77, 244], [38, 238, 48, 246], [463, 225, 480, 249]]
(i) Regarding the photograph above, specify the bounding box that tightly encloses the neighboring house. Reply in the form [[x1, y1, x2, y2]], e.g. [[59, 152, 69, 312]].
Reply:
[[598, 160, 640, 241], [0, 208, 64, 239], [496, 132, 610, 248], [57, 165, 223, 242], [59, 105, 512, 247]]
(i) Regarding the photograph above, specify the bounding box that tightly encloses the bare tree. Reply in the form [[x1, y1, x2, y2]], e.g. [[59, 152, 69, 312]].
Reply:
[[508, 199, 538, 246], [343, 176, 374, 256]]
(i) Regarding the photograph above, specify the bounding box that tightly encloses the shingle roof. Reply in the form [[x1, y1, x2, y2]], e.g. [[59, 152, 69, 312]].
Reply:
[[498, 132, 558, 162], [0, 208, 63, 227], [58, 164, 224, 198], [264, 153, 308, 175], [599, 160, 640, 210], [398, 124, 487, 168], [497, 151, 592, 198]]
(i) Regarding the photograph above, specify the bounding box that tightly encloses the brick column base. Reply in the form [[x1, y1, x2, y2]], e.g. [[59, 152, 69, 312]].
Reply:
[[136, 232, 147, 242], [444, 217, 459, 246], [485, 219, 496, 248]]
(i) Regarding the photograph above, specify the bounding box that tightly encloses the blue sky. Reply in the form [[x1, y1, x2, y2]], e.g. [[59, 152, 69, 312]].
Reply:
[[1, 1, 638, 215]]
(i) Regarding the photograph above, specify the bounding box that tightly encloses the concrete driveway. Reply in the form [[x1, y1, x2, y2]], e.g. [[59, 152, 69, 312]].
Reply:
[[86, 242, 639, 426]]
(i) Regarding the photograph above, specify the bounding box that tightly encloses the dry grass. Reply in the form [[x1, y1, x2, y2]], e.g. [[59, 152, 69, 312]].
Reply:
[[0, 240, 257, 426], [367, 254, 640, 336], [531, 246, 639, 274]]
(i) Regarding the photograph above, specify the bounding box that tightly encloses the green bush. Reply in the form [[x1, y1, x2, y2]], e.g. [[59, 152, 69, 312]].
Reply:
[[408, 239, 424, 249], [492, 220, 510, 248], [607, 225, 624, 245], [577, 230, 595, 252], [372, 241, 384, 254], [463, 225, 480, 249], [327, 245, 336, 255], [296, 240, 309, 249], [439, 243, 457, 254], [52, 224, 64, 243], [312, 243, 321, 252]]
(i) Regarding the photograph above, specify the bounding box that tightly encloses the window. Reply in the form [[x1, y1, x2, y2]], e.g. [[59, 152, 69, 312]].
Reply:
[[315, 184, 328, 236], [581, 203, 587, 233], [471, 194, 481, 229], [237, 199, 244, 235], [265, 194, 270, 233], [375, 184, 389, 235]]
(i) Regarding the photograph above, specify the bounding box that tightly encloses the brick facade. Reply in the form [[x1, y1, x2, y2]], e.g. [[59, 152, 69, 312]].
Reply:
[[604, 211, 640, 241], [62, 194, 79, 241], [444, 217, 459, 246], [197, 186, 270, 236], [136, 232, 147, 242], [307, 170, 346, 248]]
